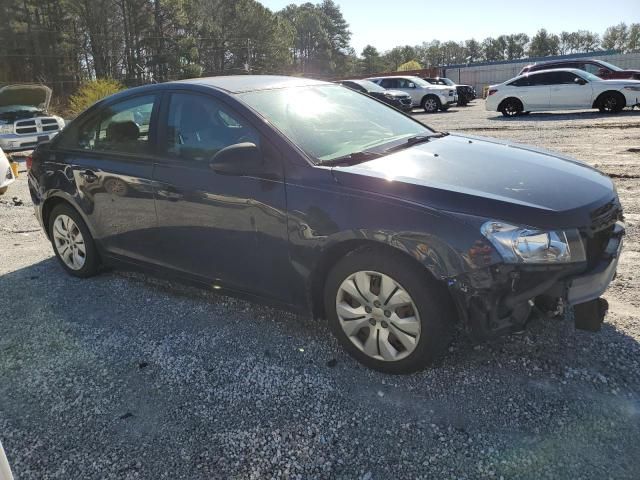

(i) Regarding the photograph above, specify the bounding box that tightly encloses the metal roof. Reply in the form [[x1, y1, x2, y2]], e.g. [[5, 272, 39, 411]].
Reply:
[[174, 75, 328, 93]]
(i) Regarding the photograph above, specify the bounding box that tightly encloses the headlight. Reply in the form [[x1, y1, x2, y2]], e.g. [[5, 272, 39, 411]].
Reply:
[[624, 85, 640, 91], [0, 124, 13, 134], [383, 92, 394, 99], [481, 221, 586, 264]]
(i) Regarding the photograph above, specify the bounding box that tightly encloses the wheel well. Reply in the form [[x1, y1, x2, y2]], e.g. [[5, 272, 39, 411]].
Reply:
[[592, 90, 626, 109], [497, 97, 523, 111], [309, 239, 454, 321], [41, 197, 73, 238]]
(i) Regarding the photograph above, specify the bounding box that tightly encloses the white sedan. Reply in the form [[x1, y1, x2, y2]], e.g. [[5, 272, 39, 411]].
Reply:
[[486, 68, 640, 117], [0, 146, 15, 195]]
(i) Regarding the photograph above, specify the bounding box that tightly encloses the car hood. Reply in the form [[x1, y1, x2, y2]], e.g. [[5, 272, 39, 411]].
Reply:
[[0, 84, 52, 111], [331, 133, 615, 229]]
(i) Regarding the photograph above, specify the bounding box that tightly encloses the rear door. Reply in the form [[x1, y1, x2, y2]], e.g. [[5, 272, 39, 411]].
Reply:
[[548, 71, 593, 108], [521, 72, 552, 109], [152, 91, 290, 301], [57, 94, 160, 260]]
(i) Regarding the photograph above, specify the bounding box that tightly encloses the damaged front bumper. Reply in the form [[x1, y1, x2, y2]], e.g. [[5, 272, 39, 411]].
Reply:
[[449, 221, 624, 341]]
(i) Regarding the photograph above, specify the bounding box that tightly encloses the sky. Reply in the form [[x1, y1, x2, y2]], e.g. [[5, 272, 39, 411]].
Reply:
[[261, 0, 640, 54]]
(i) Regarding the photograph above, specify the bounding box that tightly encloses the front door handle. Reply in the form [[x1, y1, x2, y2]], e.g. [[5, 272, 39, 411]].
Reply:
[[79, 170, 98, 183]]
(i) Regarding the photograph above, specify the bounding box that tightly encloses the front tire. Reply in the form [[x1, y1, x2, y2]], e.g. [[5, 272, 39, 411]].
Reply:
[[324, 248, 455, 374], [49, 203, 100, 278], [598, 92, 625, 113], [422, 95, 440, 113]]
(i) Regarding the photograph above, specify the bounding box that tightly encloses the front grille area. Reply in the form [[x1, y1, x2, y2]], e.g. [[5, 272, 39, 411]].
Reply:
[[582, 198, 623, 267], [400, 98, 412, 105], [13, 117, 59, 135]]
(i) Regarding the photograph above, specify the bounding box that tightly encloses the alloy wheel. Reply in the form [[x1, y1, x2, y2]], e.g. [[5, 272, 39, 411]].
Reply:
[[602, 96, 617, 112], [335, 271, 421, 362], [424, 98, 438, 112], [504, 102, 519, 116], [52, 214, 86, 270]]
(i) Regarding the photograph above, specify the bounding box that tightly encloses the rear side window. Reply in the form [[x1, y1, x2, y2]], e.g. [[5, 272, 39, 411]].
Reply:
[[509, 77, 531, 87], [527, 72, 556, 86], [63, 95, 157, 154], [380, 78, 397, 89]]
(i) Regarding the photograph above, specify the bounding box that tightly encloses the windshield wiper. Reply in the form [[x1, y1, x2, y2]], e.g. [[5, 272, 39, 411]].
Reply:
[[384, 131, 449, 153], [319, 150, 384, 166]]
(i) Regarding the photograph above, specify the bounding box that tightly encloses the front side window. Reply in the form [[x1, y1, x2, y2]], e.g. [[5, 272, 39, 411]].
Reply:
[[239, 84, 432, 164], [70, 95, 157, 154], [164, 93, 259, 162]]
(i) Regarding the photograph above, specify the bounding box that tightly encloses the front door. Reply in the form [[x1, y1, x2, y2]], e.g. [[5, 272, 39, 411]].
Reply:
[[152, 91, 290, 302], [548, 71, 593, 109], [58, 94, 160, 261]]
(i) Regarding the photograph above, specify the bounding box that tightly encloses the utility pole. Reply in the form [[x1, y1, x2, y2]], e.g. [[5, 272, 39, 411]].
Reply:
[[245, 39, 251, 73]]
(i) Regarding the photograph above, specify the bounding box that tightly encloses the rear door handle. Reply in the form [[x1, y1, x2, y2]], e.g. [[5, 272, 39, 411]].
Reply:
[[79, 170, 98, 183]]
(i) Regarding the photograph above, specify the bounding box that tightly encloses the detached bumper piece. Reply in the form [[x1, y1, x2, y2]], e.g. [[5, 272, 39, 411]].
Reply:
[[450, 220, 624, 341]]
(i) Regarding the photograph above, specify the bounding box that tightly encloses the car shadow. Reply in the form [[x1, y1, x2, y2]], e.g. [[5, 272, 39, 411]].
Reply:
[[488, 109, 640, 122]]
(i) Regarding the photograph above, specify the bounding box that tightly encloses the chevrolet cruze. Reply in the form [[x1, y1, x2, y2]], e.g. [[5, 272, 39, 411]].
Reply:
[[28, 76, 624, 373]]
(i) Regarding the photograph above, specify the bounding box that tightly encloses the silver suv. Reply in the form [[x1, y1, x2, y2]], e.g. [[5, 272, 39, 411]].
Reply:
[[367, 75, 457, 113], [0, 84, 65, 152]]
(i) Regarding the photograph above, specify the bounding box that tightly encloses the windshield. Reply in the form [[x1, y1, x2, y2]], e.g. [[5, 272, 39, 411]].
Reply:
[[0, 105, 41, 114], [597, 60, 622, 72], [407, 77, 432, 87], [239, 85, 433, 164], [578, 71, 602, 82]]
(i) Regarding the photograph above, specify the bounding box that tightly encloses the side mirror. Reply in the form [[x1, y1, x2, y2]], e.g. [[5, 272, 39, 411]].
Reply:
[[574, 77, 587, 85], [209, 142, 263, 175]]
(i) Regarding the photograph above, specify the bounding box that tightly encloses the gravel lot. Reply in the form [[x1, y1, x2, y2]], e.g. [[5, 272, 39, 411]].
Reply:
[[1, 102, 639, 479]]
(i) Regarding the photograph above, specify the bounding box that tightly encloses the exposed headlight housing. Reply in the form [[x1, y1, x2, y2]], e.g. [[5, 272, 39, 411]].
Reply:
[[481, 221, 586, 264], [0, 124, 13, 134]]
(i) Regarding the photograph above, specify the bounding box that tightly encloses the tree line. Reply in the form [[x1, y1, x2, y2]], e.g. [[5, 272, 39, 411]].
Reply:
[[361, 24, 640, 74], [0, 0, 638, 97]]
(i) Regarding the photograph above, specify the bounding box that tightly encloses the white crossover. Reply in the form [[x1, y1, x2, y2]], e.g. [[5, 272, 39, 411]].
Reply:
[[367, 75, 457, 113], [486, 68, 640, 116]]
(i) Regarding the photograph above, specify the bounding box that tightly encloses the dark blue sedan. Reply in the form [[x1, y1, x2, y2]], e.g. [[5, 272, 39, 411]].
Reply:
[[28, 76, 623, 373]]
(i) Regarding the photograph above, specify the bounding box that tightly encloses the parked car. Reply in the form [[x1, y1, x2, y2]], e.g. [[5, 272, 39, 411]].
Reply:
[[0, 84, 65, 152], [519, 59, 640, 81], [29, 76, 624, 373], [0, 147, 15, 195], [337, 79, 413, 112], [367, 76, 457, 113], [424, 77, 476, 105], [0, 440, 14, 480], [486, 68, 640, 116]]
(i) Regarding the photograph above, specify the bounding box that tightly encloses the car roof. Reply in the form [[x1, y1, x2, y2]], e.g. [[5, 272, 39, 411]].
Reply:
[[173, 75, 328, 93], [507, 68, 591, 84]]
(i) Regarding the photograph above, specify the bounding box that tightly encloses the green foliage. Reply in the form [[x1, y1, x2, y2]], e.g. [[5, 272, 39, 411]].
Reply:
[[68, 79, 125, 117], [398, 60, 421, 71]]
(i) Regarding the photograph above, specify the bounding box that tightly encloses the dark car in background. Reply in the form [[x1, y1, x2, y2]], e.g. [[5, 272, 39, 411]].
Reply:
[[518, 59, 640, 81], [337, 79, 413, 112], [28, 75, 624, 373], [424, 77, 476, 105]]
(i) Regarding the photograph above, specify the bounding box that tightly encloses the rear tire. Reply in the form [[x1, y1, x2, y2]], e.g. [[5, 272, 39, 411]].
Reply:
[[49, 203, 100, 278], [500, 98, 523, 117], [598, 92, 625, 113], [324, 247, 455, 374], [422, 95, 440, 113]]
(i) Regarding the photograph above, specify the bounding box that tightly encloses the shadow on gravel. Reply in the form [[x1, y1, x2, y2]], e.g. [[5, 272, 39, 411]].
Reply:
[[2, 258, 640, 479], [488, 109, 640, 122]]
